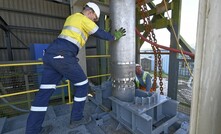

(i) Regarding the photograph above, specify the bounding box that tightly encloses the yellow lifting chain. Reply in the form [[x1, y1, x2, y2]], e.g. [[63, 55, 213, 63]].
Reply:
[[137, 0, 164, 94]]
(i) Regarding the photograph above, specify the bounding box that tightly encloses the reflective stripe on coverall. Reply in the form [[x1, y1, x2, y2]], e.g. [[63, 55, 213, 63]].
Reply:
[[26, 39, 89, 134], [26, 11, 114, 134]]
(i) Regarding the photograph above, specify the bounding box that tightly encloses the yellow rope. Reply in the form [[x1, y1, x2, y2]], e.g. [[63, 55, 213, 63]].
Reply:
[[163, 0, 193, 77]]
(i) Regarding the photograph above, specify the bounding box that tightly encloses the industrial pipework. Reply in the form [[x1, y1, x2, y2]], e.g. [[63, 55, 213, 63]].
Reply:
[[110, 0, 136, 102]]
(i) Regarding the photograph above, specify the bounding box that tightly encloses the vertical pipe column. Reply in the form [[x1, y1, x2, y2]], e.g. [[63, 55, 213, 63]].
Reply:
[[110, 0, 136, 102], [190, 0, 221, 133]]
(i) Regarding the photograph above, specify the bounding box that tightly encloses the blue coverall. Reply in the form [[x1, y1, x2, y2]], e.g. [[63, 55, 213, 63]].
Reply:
[[26, 12, 115, 134]]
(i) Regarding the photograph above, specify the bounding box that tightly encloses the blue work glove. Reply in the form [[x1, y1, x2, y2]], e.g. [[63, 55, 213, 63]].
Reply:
[[114, 27, 126, 40]]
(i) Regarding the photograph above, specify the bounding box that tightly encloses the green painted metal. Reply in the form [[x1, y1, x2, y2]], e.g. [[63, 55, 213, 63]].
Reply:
[[97, 14, 109, 84], [168, 0, 182, 100], [135, 0, 183, 100], [152, 18, 170, 29]]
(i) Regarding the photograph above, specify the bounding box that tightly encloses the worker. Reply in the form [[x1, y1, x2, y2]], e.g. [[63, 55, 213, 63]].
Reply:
[[135, 64, 152, 92], [25, 2, 126, 134]]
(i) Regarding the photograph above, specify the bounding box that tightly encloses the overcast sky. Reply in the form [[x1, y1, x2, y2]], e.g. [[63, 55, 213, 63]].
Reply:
[[141, 0, 199, 50]]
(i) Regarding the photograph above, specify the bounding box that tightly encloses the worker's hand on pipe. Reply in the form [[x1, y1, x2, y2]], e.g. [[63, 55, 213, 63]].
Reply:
[[114, 27, 126, 40]]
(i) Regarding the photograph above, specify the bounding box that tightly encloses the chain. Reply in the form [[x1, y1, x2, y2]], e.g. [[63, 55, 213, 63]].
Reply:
[[151, 24, 164, 94], [137, 1, 152, 34], [150, 31, 158, 92], [137, 1, 157, 91], [137, 0, 164, 93], [156, 48, 164, 95], [150, 44, 158, 91]]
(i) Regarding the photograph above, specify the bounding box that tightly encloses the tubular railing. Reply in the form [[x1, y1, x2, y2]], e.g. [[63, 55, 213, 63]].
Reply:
[[0, 55, 110, 116]]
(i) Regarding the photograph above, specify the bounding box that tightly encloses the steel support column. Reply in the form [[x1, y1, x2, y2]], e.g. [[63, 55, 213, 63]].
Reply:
[[97, 14, 108, 84], [5, 31, 13, 60], [110, 0, 136, 102], [167, 0, 182, 100]]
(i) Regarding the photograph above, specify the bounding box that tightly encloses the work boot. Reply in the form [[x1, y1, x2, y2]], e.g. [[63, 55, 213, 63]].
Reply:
[[69, 116, 91, 128], [39, 125, 53, 134]]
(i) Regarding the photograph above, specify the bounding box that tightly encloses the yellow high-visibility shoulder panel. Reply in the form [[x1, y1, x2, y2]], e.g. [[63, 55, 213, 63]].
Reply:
[[59, 13, 98, 49]]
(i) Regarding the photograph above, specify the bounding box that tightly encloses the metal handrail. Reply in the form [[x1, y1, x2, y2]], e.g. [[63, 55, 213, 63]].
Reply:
[[0, 57, 111, 105], [0, 54, 111, 67], [86, 55, 110, 58], [0, 60, 43, 67], [0, 84, 68, 99]]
